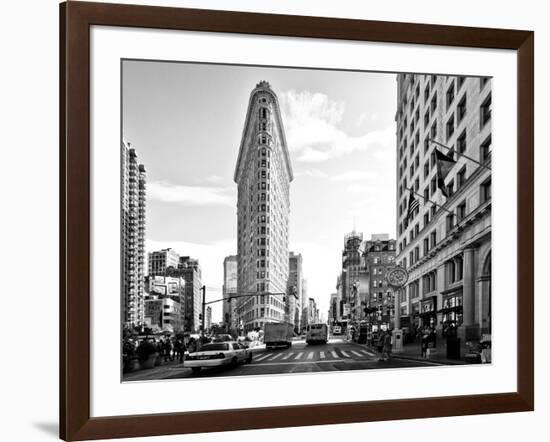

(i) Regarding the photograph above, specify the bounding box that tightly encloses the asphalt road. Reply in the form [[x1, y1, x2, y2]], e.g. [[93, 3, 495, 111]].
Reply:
[[123, 337, 440, 382]]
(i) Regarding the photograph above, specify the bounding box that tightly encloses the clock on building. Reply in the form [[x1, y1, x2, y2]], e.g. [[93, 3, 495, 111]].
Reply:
[[386, 266, 409, 288]]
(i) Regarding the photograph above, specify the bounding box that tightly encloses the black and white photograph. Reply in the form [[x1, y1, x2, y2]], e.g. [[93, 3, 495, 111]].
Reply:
[[121, 60, 492, 382]]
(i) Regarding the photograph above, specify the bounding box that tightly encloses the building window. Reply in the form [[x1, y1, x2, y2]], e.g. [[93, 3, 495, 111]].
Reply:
[[446, 114, 455, 140], [431, 121, 437, 139], [480, 93, 492, 128], [456, 200, 467, 221], [431, 93, 437, 113], [457, 166, 467, 189], [446, 82, 455, 109], [480, 135, 492, 163], [446, 213, 455, 233], [457, 76, 466, 90], [457, 130, 467, 154], [480, 77, 490, 90], [423, 187, 429, 204], [423, 238, 430, 255], [424, 161, 430, 178], [446, 179, 454, 197], [480, 178, 491, 203], [446, 260, 456, 284], [424, 138, 430, 154], [457, 94, 467, 122], [430, 230, 437, 248]]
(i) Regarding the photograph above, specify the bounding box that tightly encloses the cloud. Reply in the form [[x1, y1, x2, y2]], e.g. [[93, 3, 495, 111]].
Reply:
[[347, 184, 373, 193], [203, 175, 224, 184], [148, 181, 235, 207], [331, 171, 376, 182], [294, 169, 376, 182], [279, 90, 394, 163]]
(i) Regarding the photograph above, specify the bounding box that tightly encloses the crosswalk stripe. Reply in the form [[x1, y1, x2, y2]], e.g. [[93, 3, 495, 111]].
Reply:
[[351, 351, 363, 357], [320, 352, 325, 359], [294, 352, 303, 360], [331, 351, 338, 358], [282, 352, 294, 360], [307, 352, 314, 360], [340, 350, 350, 358], [268, 353, 283, 361], [255, 353, 272, 361]]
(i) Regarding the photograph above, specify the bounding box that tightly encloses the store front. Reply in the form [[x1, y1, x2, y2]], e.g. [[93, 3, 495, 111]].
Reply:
[[440, 290, 464, 329], [419, 296, 437, 328]]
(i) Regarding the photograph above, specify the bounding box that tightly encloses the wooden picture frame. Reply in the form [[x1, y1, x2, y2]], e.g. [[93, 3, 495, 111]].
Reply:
[[60, 1, 534, 440]]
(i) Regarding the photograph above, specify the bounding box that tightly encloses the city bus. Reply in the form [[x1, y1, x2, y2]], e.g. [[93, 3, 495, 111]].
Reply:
[[306, 323, 328, 345]]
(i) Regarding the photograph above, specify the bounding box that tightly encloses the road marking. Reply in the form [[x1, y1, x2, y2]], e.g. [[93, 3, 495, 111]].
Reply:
[[340, 351, 351, 358], [255, 353, 272, 361], [268, 353, 283, 361], [282, 352, 294, 360], [351, 351, 364, 358], [320, 352, 325, 359], [294, 352, 303, 360], [362, 349, 377, 356], [307, 352, 314, 360], [331, 351, 338, 358]]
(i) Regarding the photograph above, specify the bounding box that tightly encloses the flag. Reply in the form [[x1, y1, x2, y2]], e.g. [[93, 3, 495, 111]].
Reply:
[[406, 190, 420, 223], [435, 148, 456, 197]]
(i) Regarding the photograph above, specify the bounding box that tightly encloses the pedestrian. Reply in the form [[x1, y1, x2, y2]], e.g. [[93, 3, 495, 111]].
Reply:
[[421, 327, 429, 358], [179, 339, 187, 363], [376, 330, 386, 361], [163, 338, 173, 362], [382, 330, 392, 361]]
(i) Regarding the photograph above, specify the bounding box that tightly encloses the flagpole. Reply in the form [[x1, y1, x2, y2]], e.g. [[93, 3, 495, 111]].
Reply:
[[406, 187, 456, 217], [428, 138, 492, 171]]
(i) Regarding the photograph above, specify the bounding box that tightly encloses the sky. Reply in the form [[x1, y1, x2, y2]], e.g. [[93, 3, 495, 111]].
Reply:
[[122, 59, 397, 323]]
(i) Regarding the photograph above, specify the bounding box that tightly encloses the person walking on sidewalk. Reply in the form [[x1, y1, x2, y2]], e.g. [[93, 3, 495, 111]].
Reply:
[[382, 330, 392, 361], [421, 327, 429, 359], [376, 330, 386, 361]]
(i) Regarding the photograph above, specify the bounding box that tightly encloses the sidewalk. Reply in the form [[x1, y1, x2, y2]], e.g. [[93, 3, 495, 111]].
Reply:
[[393, 342, 467, 365], [123, 358, 185, 382], [348, 340, 467, 365]]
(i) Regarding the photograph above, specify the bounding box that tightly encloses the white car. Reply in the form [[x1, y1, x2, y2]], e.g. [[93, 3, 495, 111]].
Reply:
[[184, 341, 252, 374]]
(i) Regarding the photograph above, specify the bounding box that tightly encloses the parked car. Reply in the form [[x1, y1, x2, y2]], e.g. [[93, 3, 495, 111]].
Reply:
[[184, 341, 252, 374]]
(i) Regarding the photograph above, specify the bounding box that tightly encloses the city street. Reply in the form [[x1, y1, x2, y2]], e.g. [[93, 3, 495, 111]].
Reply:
[[123, 337, 443, 382]]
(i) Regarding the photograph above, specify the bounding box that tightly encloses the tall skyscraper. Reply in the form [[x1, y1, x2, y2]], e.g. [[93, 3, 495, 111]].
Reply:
[[222, 255, 238, 332], [234, 81, 293, 332], [395, 74, 492, 342], [287, 252, 303, 332], [178, 256, 202, 333], [341, 230, 364, 324], [121, 141, 146, 329]]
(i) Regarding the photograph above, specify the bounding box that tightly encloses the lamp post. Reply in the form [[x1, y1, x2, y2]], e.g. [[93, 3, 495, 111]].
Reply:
[[386, 266, 409, 353]]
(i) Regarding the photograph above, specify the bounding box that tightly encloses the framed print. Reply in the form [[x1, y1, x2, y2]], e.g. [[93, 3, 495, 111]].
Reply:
[[60, 1, 534, 440]]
